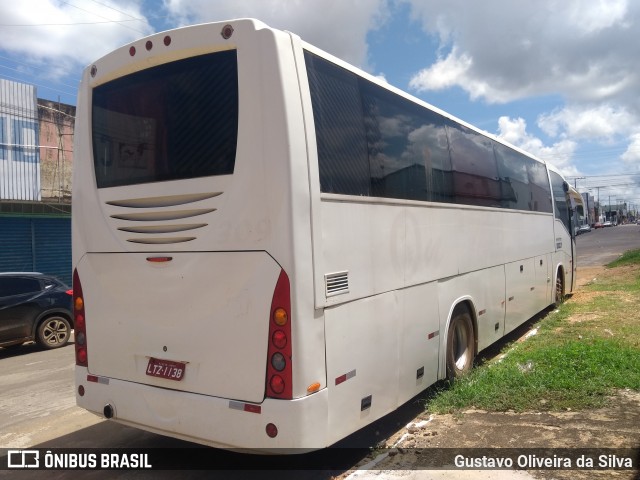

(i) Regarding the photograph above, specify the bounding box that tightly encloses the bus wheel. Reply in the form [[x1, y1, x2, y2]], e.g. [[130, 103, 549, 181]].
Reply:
[[446, 307, 475, 380], [554, 273, 564, 306]]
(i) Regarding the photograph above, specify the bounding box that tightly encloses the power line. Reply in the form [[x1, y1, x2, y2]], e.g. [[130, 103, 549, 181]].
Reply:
[[0, 55, 79, 91], [0, 18, 142, 27], [60, 0, 147, 35]]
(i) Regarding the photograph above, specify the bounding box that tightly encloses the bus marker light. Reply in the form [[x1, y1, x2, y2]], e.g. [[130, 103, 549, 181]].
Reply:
[[145, 40, 153, 51], [273, 308, 287, 326], [146, 256, 173, 263], [266, 423, 278, 438], [129, 46, 136, 56], [164, 35, 171, 46], [272, 330, 287, 348], [269, 375, 285, 394], [307, 382, 321, 394], [77, 348, 87, 365], [221, 24, 234, 40]]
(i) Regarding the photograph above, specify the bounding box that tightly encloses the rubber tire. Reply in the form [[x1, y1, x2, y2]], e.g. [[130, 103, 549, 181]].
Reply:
[[36, 315, 71, 349], [554, 272, 564, 307], [446, 307, 475, 380]]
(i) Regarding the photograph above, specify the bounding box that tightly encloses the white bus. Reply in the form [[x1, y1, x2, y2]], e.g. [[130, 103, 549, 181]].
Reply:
[[72, 19, 576, 451]]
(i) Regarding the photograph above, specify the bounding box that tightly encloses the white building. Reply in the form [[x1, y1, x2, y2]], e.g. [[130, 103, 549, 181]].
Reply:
[[0, 79, 41, 201]]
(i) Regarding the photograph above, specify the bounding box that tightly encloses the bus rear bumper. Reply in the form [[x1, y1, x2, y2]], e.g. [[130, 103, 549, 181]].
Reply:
[[75, 367, 329, 452]]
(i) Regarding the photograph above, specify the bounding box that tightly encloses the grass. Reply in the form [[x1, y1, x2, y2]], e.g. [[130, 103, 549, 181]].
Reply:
[[428, 249, 640, 414]]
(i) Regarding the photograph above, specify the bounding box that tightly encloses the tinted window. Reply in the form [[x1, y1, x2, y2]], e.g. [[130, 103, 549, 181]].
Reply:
[[360, 82, 453, 202], [0, 277, 41, 297], [494, 143, 530, 210], [446, 124, 501, 207], [494, 143, 552, 212], [306, 51, 454, 201], [528, 161, 553, 213], [92, 50, 238, 188], [305, 51, 552, 213], [550, 171, 571, 233], [306, 52, 370, 196]]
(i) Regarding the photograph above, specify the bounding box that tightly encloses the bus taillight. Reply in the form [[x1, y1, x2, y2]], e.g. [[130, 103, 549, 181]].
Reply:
[[266, 270, 292, 399], [73, 269, 88, 367]]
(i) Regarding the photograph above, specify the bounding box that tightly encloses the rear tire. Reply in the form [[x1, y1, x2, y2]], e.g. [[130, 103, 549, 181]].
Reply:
[[446, 307, 475, 380], [554, 272, 564, 306], [36, 316, 71, 349]]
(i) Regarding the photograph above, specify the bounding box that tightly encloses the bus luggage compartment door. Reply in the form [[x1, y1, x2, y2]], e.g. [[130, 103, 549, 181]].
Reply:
[[76, 251, 281, 404]]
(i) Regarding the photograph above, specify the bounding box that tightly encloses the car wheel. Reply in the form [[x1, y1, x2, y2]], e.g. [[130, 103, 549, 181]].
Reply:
[[446, 306, 475, 380], [36, 315, 71, 349]]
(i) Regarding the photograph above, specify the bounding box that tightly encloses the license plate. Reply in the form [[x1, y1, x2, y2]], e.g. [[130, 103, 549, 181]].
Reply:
[[146, 357, 186, 381]]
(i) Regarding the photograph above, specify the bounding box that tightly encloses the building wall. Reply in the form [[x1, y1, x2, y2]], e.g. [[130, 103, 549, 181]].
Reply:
[[38, 100, 75, 202]]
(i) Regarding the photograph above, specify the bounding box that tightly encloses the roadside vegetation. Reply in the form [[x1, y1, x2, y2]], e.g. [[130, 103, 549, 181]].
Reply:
[[428, 249, 640, 413]]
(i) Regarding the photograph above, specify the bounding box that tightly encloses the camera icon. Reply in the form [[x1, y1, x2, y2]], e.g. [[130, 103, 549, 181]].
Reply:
[[7, 450, 40, 468]]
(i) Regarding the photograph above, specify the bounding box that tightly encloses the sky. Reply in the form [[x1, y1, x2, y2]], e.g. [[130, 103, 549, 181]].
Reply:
[[1, 0, 639, 213]]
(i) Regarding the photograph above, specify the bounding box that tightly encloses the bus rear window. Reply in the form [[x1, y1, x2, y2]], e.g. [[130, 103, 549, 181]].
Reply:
[[92, 50, 238, 188]]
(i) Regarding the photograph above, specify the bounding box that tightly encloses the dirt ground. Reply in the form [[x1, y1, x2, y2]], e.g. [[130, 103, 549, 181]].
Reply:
[[337, 266, 640, 480]]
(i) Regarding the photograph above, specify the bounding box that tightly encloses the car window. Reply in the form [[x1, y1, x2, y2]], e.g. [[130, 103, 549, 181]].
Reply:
[[42, 278, 59, 290], [0, 277, 42, 297]]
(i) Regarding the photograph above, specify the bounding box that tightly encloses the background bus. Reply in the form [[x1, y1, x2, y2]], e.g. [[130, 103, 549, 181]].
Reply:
[[72, 19, 575, 451]]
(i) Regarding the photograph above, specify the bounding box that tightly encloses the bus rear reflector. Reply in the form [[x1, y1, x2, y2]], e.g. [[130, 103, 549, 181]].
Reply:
[[266, 270, 292, 399]]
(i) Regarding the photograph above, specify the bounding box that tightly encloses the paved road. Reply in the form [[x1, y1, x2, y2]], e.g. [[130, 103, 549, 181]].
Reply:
[[576, 223, 640, 267], [2, 225, 639, 479]]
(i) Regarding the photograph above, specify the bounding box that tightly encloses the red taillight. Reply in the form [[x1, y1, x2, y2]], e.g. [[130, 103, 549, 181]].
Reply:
[[65, 289, 73, 296], [266, 270, 292, 399], [73, 269, 88, 367]]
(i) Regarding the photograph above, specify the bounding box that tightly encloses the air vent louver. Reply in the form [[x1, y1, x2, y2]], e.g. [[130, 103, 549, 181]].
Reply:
[[325, 271, 349, 297]]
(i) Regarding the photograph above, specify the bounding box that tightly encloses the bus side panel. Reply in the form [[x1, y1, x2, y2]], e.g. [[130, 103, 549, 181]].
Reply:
[[553, 218, 575, 296], [437, 266, 505, 359], [324, 291, 400, 445], [536, 254, 553, 306], [504, 258, 538, 335], [324, 282, 441, 445], [398, 282, 440, 401], [319, 200, 408, 305]]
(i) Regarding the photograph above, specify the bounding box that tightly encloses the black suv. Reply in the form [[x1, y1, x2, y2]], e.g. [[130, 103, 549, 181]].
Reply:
[[0, 272, 73, 349]]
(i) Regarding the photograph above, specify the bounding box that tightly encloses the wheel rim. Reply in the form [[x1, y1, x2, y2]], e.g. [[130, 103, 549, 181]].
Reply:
[[452, 320, 470, 370], [556, 275, 563, 303], [41, 318, 69, 346]]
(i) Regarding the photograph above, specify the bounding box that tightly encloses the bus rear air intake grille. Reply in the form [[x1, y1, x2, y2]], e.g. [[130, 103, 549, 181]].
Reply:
[[110, 209, 216, 222], [105, 191, 222, 244], [106, 192, 222, 208], [325, 271, 349, 297]]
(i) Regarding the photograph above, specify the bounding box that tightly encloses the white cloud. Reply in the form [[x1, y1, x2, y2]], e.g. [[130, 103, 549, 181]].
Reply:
[[0, 0, 152, 74], [497, 116, 578, 175], [621, 133, 640, 168], [162, 0, 389, 69], [409, 47, 472, 91], [404, 0, 639, 108], [538, 105, 638, 142]]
